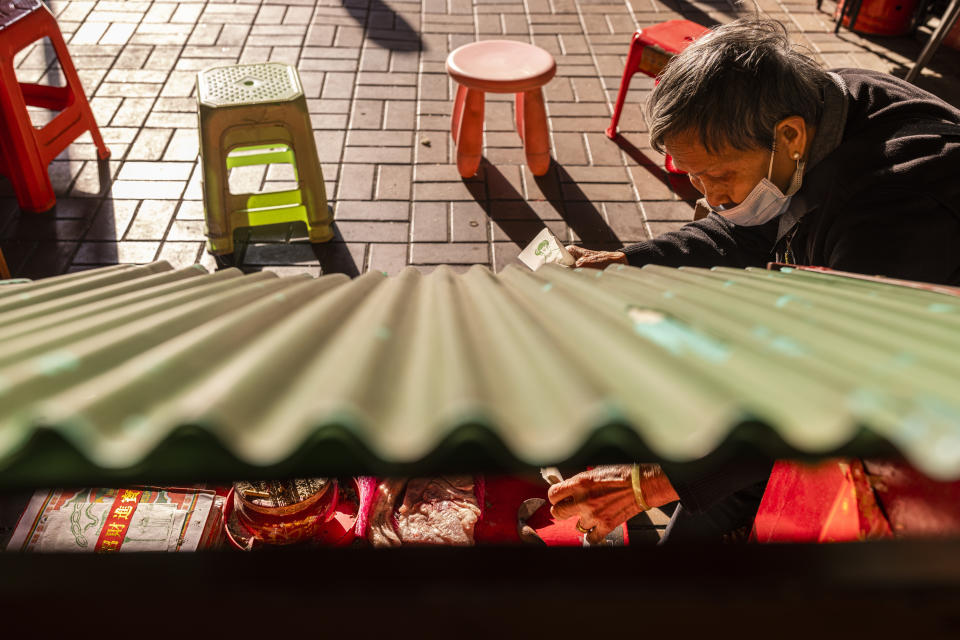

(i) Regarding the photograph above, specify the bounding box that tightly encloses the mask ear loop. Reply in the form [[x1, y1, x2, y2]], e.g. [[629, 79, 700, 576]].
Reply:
[[766, 136, 777, 180]]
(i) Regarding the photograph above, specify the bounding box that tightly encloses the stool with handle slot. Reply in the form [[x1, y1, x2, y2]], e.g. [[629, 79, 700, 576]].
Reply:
[[196, 62, 333, 256]]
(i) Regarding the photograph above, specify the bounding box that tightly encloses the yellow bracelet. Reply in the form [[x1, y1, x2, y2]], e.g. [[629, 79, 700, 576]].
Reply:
[[631, 464, 650, 511]]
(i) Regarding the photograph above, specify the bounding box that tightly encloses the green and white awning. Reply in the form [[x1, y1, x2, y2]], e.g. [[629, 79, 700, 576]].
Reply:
[[1, 260, 958, 487]]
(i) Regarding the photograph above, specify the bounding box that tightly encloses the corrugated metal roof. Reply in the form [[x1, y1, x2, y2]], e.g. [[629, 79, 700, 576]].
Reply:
[[1, 260, 959, 487]]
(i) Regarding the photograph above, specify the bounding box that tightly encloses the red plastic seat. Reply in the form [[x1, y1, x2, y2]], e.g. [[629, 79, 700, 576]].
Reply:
[[0, 0, 109, 213], [605, 20, 711, 153], [446, 40, 556, 178]]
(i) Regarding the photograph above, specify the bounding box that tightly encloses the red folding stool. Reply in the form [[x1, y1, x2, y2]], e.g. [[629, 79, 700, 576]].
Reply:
[[605, 20, 711, 144], [0, 0, 110, 213]]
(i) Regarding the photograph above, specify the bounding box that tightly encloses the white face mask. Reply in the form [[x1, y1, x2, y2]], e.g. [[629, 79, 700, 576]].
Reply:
[[713, 139, 805, 227]]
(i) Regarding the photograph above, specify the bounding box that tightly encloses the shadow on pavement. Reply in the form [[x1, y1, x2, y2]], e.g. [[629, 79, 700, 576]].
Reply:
[[341, 0, 423, 53], [610, 134, 700, 204], [470, 161, 544, 249], [0, 154, 115, 279], [667, 1, 732, 27], [534, 163, 623, 248], [844, 24, 960, 106], [311, 223, 361, 278], [214, 222, 361, 278], [469, 160, 624, 252]]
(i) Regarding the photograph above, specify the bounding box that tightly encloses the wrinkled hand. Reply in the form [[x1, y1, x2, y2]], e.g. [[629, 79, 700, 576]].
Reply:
[[547, 464, 678, 544], [565, 246, 628, 270]]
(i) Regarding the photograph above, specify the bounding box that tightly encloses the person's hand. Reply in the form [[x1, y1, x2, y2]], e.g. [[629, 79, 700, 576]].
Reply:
[[565, 246, 628, 270], [547, 464, 678, 544]]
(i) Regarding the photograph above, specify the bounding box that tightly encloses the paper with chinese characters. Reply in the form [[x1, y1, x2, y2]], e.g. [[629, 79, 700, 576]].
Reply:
[[7, 487, 218, 552]]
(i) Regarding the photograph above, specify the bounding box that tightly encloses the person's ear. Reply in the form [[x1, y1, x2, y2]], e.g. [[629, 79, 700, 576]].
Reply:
[[776, 116, 808, 159]]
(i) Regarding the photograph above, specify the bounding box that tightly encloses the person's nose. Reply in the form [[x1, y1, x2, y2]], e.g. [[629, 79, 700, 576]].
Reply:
[[703, 190, 731, 208], [690, 176, 730, 207]]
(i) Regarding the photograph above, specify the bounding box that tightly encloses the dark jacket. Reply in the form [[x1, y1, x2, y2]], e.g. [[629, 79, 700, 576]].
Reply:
[[640, 70, 960, 520], [621, 69, 960, 286]]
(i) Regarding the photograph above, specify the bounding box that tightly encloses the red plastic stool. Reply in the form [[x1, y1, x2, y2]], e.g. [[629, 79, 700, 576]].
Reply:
[[0, 0, 110, 213], [832, 0, 923, 36], [446, 40, 556, 178], [605, 20, 711, 142]]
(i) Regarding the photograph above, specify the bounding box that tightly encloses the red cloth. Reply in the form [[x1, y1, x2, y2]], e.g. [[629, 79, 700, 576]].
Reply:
[[474, 474, 587, 546]]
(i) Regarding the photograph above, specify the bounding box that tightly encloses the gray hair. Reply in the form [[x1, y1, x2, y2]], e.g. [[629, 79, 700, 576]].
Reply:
[[645, 17, 828, 154]]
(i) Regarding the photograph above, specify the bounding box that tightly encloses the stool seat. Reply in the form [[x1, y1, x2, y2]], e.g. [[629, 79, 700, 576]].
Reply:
[[197, 63, 303, 108], [446, 40, 556, 93]]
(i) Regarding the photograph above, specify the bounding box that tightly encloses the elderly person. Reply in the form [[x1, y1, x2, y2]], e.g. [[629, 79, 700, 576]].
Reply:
[[552, 17, 960, 544]]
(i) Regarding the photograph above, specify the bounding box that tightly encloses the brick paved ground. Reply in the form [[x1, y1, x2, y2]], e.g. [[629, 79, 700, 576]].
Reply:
[[2, 0, 959, 279]]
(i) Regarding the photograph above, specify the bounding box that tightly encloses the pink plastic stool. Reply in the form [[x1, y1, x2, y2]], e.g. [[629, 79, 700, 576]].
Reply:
[[445, 40, 556, 178], [605, 20, 711, 141]]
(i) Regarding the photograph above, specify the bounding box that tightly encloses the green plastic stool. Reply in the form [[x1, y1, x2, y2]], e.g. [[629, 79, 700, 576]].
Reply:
[[196, 62, 333, 255]]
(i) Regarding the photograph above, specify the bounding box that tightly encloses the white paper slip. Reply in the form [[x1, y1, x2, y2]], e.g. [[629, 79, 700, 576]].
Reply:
[[518, 227, 575, 271]]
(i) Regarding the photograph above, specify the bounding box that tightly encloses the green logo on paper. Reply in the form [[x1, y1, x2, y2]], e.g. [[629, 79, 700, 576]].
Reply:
[[535, 240, 550, 256]]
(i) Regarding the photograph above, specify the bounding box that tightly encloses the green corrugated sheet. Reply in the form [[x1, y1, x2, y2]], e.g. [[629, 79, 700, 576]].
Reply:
[[0, 260, 958, 487]]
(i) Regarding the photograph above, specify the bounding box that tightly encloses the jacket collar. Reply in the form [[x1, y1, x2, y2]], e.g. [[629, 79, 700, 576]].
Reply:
[[776, 71, 851, 242]]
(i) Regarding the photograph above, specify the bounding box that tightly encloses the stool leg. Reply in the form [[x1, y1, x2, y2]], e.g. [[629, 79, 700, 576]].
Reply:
[[520, 88, 551, 177], [515, 91, 524, 141], [0, 61, 56, 212], [286, 98, 333, 243], [197, 109, 234, 255], [606, 32, 644, 139], [42, 10, 110, 162], [454, 88, 484, 179], [451, 84, 467, 144]]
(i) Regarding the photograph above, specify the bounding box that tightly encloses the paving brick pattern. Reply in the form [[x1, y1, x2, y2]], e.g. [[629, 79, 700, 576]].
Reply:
[[1, 0, 959, 279]]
